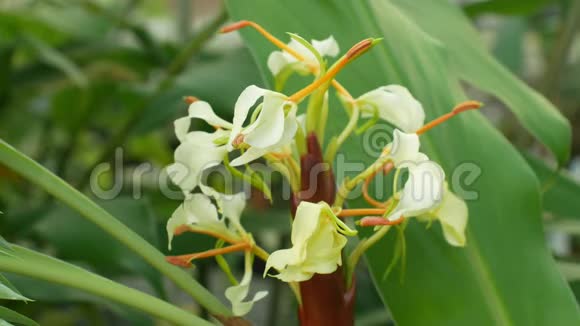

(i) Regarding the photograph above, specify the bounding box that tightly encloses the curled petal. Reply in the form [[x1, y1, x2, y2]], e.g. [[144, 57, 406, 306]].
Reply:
[[359, 85, 425, 133], [229, 85, 268, 149], [387, 130, 421, 166], [388, 160, 445, 221], [243, 93, 287, 148], [167, 131, 228, 193], [174, 101, 232, 142]]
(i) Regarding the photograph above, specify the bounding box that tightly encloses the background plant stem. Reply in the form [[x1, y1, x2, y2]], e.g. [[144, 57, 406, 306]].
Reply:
[[75, 10, 228, 189]]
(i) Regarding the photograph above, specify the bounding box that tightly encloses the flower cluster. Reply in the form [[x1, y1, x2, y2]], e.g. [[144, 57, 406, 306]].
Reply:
[[164, 20, 479, 316]]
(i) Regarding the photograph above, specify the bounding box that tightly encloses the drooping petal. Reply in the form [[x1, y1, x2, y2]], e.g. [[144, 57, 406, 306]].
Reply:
[[173, 102, 232, 142], [388, 159, 445, 221], [166, 194, 219, 249], [312, 36, 339, 58], [226, 253, 268, 316], [433, 190, 468, 246], [167, 131, 228, 194], [359, 85, 425, 133], [228, 85, 268, 150], [187, 101, 233, 129], [243, 92, 288, 148]]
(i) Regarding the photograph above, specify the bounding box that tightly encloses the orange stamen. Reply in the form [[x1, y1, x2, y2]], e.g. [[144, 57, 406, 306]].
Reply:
[[362, 162, 394, 208], [183, 96, 199, 105], [166, 242, 251, 267], [416, 100, 482, 135], [289, 38, 375, 103], [222, 20, 354, 100], [221, 20, 306, 61], [359, 216, 405, 227], [338, 208, 386, 217], [172, 225, 238, 245]]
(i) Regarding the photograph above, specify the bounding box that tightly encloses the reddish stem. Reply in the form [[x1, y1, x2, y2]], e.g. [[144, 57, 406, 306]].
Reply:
[[295, 132, 355, 326]]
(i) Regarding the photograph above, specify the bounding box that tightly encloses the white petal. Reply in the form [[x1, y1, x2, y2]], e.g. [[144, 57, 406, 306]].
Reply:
[[226, 253, 267, 316], [312, 36, 339, 57], [287, 38, 317, 63], [187, 101, 233, 129], [168, 132, 227, 193], [166, 194, 219, 250], [359, 85, 425, 133], [173, 117, 191, 142], [267, 51, 293, 76], [200, 185, 247, 227], [230, 147, 268, 167], [229, 85, 268, 149], [387, 130, 421, 166], [388, 160, 445, 221], [435, 190, 468, 246], [243, 93, 287, 148]]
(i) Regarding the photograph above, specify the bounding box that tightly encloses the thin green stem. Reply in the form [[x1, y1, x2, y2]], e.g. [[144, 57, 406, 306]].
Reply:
[[542, 0, 580, 101], [0, 140, 233, 317], [346, 225, 392, 288], [334, 154, 392, 208], [0, 245, 212, 326]]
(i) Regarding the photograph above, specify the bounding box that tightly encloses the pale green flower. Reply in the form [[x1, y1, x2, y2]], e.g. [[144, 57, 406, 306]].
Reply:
[[225, 252, 268, 316], [267, 36, 339, 76], [264, 201, 356, 282]]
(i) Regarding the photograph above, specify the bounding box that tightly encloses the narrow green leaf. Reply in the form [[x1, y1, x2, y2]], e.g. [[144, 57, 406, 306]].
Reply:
[[0, 273, 30, 301], [0, 245, 212, 326], [525, 154, 580, 219], [0, 139, 232, 317], [0, 307, 38, 326], [24, 36, 88, 88]]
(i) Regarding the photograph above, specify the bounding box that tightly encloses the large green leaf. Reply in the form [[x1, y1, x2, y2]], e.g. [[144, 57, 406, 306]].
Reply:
[[0, 245, 211, 326], [225, 0, 579, 324], [393, 0, 570, 166]]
